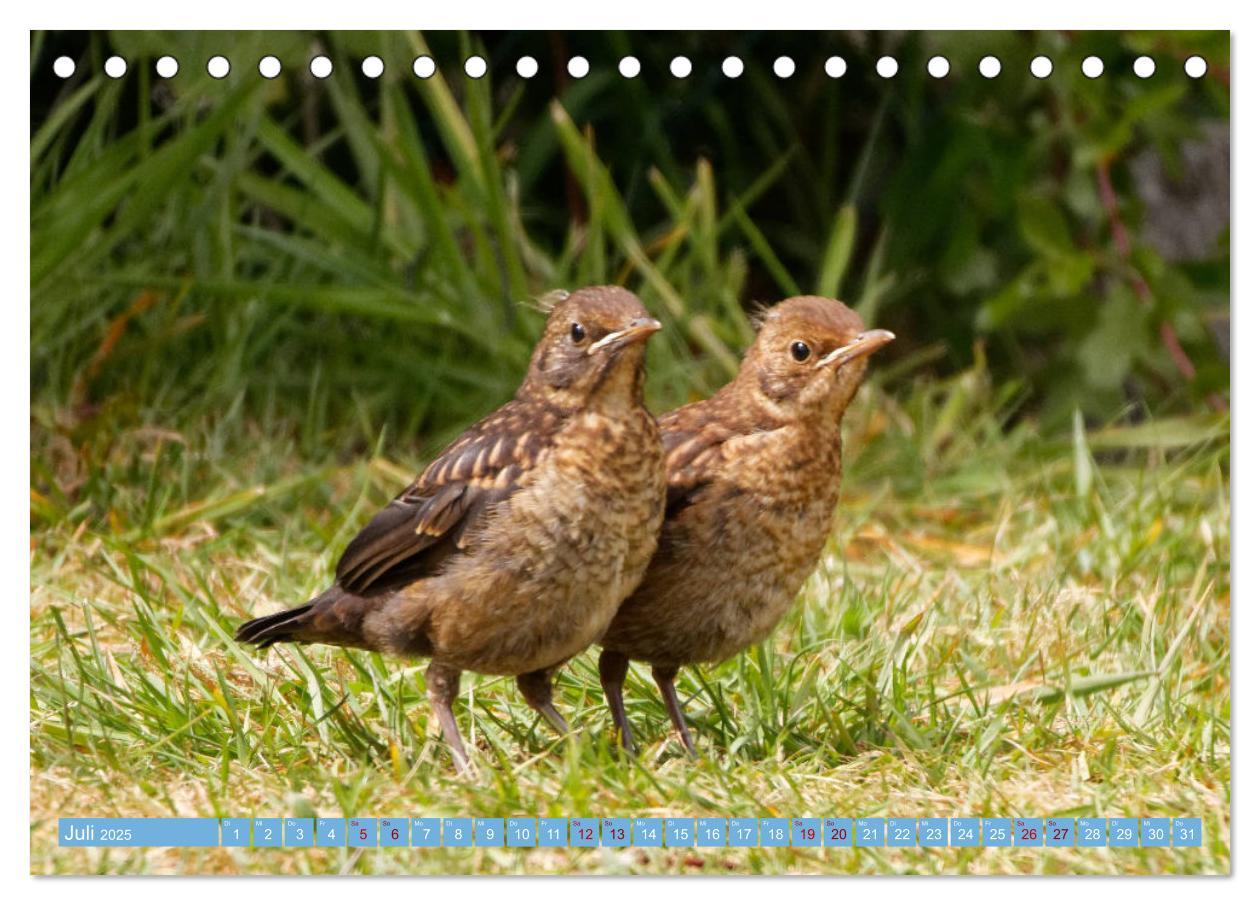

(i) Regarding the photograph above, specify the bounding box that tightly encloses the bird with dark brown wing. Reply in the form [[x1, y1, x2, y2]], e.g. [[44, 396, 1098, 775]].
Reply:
[[597, 296, 893, 755], [236, 286, 666, 770]]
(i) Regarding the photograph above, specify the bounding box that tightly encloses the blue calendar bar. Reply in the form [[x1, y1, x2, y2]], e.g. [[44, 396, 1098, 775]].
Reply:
[[56, 816, 1204, 848], [507, 817, 536, 847], [1078, 818, 1107, 847], [697, 817, 726, 847], [602, 818, 631, 847], [58, 818, 219, 847], [221, 817, 249, 847], [380, 818, 408, 847], [984, 818, 1011, 847], [253, 818, 282, 848], [476, 818, 504, 847], [791, 818, 821, 846], [444, 817, 473, 847], [888, 818, 916, 847], [1110, 817, 1139, 848], [284, 818, 314, 847], [760, 818, 789, 847], [316, 818, 344, 847], [634, 818, 663, 847], [729, 817, 758, 846], [1015, 818, 1043, 847], [538, 818, 568, 847], [1142, 818, 1170, 847], [950, 818, 980, 847], [824, 818, 853, 847], [856, 818, 884, 847], [348, 818, 376, 847], [570, 818, 598, 847], [919, 818, 948, 847], [411, 818, 440, 847], [1047, 818, 1075, 847], [666, 818, 695, 846], [1173, 818, 1202, 847]]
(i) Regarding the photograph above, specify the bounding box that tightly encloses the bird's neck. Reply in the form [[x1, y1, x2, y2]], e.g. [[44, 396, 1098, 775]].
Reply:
[[587, 354, 648, 416], [520, 355, 647, 418], [716, 376, 845, 437]]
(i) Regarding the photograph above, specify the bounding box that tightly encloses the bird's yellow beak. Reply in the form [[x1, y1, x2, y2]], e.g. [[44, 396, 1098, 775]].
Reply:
[[816, 329, 896, 369], [588, 317, 663, 355]]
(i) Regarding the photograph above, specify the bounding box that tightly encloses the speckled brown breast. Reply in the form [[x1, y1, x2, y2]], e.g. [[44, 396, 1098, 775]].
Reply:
[[601, 422, 842, 667], [364, 405, 665, 675]]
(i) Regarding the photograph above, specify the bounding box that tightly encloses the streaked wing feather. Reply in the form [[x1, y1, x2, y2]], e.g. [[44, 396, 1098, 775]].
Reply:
[[658, 402, 733, 518], [335, 401, 558, 595]]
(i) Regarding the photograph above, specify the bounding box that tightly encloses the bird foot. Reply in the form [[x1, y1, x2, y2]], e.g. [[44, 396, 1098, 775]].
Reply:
[[516, 669, 571, 738]]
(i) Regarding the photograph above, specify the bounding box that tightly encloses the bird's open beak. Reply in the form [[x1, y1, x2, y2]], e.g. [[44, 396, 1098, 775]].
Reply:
[[588, 317, 663, 355], [816, 329, 896, 369]]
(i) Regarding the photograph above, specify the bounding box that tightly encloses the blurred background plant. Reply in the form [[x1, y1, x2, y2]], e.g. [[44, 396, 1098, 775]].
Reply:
[[30, 29, 1228, 516]]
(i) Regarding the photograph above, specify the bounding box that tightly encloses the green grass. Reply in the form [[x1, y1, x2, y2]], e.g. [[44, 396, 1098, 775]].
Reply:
[[30, 31, 1230, 875], [30, 360, 1230, 874]]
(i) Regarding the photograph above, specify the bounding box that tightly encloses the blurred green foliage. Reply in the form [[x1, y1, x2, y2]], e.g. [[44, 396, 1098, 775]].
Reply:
[[30, 30, 1229, 457]]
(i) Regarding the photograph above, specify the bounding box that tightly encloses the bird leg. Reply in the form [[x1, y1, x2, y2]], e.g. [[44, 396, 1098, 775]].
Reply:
[[598, 649, 636, 753], [425, 661, 471, 772], [651, 665, 697, 757], [516, 669, 570, 736]]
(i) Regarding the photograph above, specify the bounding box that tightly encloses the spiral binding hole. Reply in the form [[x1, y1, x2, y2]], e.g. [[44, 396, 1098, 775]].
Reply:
[[516, 56, 539, 79], [412, 56, 435, 79], [722, 56, 744, 79]]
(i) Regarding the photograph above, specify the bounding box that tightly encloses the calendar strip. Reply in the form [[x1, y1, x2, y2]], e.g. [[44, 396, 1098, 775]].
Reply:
[[57, 817, 1203, 849]]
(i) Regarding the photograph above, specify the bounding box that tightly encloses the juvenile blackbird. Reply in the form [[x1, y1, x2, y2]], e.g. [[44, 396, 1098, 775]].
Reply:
[[236, 286, 666, 770], [597, 296, 893, 755]]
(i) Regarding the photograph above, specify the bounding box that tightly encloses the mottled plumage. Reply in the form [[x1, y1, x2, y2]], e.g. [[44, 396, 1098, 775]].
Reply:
[[598, 296, 893, 754], [237, 286, 666, 770]]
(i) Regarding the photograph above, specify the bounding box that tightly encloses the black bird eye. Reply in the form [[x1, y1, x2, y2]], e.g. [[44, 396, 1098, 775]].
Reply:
[[570, 322, 586, 343], [790, 340, 811, 362]]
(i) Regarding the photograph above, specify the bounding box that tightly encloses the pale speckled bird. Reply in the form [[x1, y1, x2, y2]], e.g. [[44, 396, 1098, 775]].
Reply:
[[597, 296, 893, 755], [236, 286, 666, 770]]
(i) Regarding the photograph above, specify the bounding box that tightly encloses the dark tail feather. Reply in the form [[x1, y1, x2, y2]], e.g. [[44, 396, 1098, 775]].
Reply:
[[234, 603, 315, 648], [235, 586, 381, 651]]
